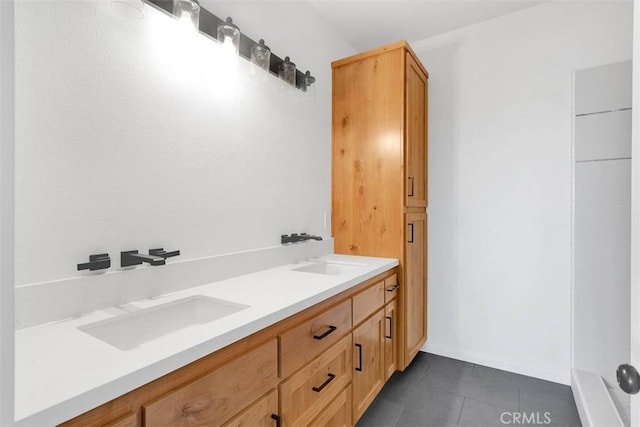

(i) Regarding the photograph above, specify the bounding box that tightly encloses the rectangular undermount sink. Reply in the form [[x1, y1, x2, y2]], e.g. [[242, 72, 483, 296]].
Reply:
[[79, 296, 249, 350], [292, 261, 364, 276]]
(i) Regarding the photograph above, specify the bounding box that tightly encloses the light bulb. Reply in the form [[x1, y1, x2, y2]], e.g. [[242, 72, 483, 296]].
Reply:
[[178, 10, 194, 32], [223, 35, 235, 53], [173, 0, 200, 33], [217, 17, 240, 57], [250, 39, 271, 82]]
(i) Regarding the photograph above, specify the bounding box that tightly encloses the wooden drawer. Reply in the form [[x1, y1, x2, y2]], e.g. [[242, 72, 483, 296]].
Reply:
[[384, 274, 399, 303], [280, 334, 352, 426], [309, 385, 351, 427], [279, 299, 352, 378], [143, 339, 278, 427], [352, 280, 384, 326], [223, 389, 278, 427]]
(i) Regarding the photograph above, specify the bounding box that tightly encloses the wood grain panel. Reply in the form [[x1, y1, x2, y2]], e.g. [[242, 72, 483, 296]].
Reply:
[[142, 339, 277, 427], [222, 389, 278, 427], [352, 280, 384, 327], [279, 299, 352, 378], [405, 212, 427, 366], [309, 385, 351, 427], [101, 413, 137, 427], [405, 52, 428, 208], [384, 300, 398, 381], [384, 274, 399, 303], [280, 334, 352, 427], [332, 46, 405, 259], [352, 309, 385, 423]]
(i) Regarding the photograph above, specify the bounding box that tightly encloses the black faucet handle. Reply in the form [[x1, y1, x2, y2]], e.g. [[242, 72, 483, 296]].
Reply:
[[149, 248, 180, 259], [77, 253, 111, 271]]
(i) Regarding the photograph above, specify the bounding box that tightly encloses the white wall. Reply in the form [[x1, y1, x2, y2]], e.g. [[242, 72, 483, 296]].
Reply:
[[413, 1, 633, 384], [0, 0, 15, 424], [14, 1, 355, 288]]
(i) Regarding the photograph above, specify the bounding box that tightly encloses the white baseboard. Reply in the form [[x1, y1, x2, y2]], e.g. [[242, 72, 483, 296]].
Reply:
[[421, 341, 571, 385]]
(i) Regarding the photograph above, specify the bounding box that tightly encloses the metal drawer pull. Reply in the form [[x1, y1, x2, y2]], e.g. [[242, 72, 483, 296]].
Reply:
[[408, 223, 414, 243], [386, 316, 393, 339], [271, 414, 281, 427], [313, 325, 337, 340], [408, 176, 414, 197], [386, 284, 400, 293], [355, 343, 363, 372], [312, 373, 336, 392]]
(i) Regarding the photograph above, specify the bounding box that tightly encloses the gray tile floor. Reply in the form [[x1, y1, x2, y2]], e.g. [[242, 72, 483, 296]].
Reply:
[[357, 352, 582, 427]]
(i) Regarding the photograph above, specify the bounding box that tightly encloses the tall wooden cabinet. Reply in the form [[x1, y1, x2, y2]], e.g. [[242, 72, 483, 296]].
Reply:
[[332, 40, 428, 369]]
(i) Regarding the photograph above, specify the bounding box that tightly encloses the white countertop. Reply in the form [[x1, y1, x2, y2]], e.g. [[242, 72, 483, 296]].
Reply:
[[15, 254, 398, 427]]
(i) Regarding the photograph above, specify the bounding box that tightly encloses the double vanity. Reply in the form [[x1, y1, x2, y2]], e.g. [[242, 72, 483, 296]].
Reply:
[[15, 253, 398, 426]]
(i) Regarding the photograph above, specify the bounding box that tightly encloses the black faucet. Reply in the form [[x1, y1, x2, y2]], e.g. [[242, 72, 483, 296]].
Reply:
[[77, 253, 111, 271], [121, 250, 166, 267], [281, 233, 323, 244], [149, 248, 181, 259]]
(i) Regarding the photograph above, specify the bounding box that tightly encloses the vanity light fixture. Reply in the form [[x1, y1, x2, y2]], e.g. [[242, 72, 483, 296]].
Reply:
[[173, 0, 200, 32], [144, 0, 316, 93], [217, 17, 241, 57]]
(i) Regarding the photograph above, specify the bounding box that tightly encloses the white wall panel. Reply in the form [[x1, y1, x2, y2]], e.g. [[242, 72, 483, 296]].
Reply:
[[575, 61, 632, 115]]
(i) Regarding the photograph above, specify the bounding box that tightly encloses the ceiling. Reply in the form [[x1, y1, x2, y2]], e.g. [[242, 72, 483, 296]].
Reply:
[[308, 1, 546, 51]]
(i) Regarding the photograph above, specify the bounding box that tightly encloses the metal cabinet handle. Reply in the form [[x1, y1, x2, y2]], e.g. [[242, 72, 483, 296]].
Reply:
[[355, 343, 363, 372], [386, 316, 393, 339], [408, 176, 414, 197], [271, 414, 281, 427], [313, 325, 337, 340], [312, 373, 336, 392], [386, 284, 400, 293], [408, 223, 414, 243]]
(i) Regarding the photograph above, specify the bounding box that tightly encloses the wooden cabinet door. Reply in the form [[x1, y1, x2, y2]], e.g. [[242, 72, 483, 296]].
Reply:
[[332, 48, 405, 258], [384, 299, 398, 380], [352, 309, 385, 423], [405, 52, 428, 208], [223, 389, 278, 427], [404, 212, 427, 367]]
